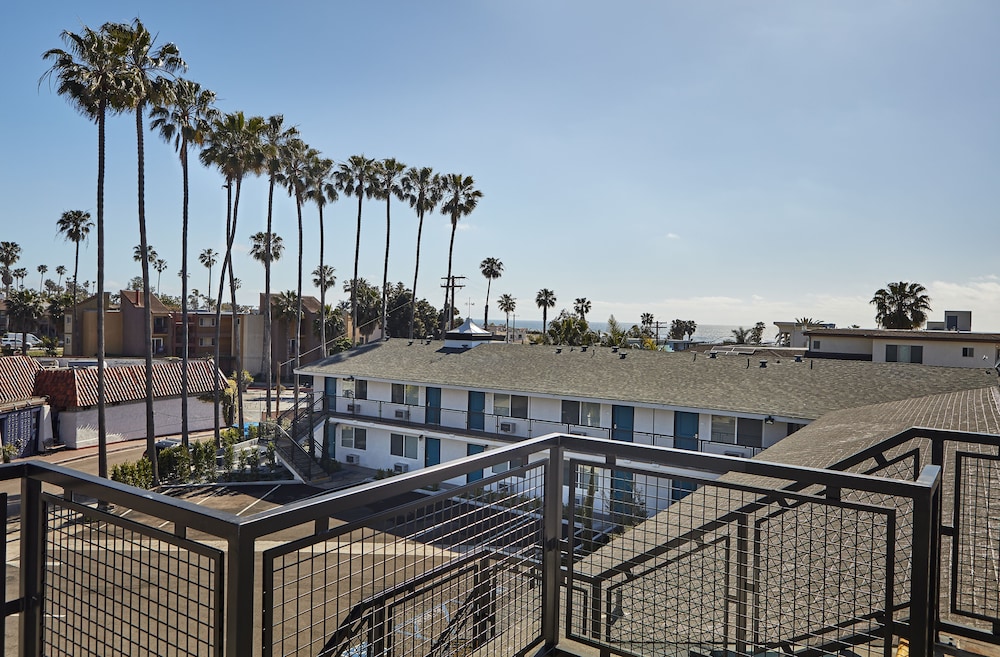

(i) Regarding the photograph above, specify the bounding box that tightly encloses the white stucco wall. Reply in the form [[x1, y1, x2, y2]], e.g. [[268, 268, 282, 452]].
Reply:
[[60, 397, 219, 449], [872, 338, 999, 367], [808, 335, 872, 355]]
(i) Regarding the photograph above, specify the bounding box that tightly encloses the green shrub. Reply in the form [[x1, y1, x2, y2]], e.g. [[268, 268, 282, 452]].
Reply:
[[110, 459, 153, 489], [158, 445, 191, 483]]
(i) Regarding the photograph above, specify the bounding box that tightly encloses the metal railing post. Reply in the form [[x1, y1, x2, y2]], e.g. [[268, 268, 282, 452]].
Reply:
[[226, 530, 257, 657], [735, 511, 750, 655], [19, 475, 44, 657], [909, 465, 942, 657], [541, 440, 565, 649]]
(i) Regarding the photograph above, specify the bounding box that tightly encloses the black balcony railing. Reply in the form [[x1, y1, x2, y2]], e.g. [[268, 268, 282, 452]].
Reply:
[[326, 393, 765, 458], [1, 433, 950, 657]]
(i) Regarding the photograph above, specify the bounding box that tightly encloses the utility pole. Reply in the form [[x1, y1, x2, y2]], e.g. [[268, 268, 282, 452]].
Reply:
[[440, 275, 466, 331]]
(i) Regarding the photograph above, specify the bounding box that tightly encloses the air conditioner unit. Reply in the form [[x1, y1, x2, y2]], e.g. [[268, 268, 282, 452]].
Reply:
[[500, 421, 516, 433], [347, 403, 359, 413], [569, 429, 587, 436], [394, 409, 410, 420], [346, 454, 360, 465], [393, 462, 409, 474]]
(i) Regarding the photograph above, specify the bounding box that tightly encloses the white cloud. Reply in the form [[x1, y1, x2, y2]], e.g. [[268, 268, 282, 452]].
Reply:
[[665, 232, 680, 240]]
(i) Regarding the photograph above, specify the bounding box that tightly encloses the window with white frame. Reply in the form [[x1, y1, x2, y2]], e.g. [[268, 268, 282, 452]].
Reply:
[[151, 337, 164, 354], [495, 393, 528, 419], [962, 347, 975, 358], [391, 383, 419, 405], [341, 427, 367, 450], [886, 344, 923, 364], [390, 433, 418, 459], [199, 316, 216, 327], [199, 337, 215, 347]]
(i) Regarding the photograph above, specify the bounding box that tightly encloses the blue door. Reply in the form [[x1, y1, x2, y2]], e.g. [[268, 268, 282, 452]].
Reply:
[[324, 421, 337, 461], [468, 391, 485, 431], [426, 387, 441, 425], [425, 437, 440, 468], [611, 405, 633, 442], [324, 377, 337, 412], [467, 443, 485, 482], [674, 411, 699, 451]]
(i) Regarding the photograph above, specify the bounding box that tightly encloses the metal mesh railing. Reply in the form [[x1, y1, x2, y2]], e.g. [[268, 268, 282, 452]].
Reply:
[[263, 462, 547, 657], [41, 493, 223, 657]]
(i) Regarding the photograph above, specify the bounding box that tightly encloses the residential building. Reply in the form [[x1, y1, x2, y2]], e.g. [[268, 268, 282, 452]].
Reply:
[[804, 328, 1000, 367], [120, 290, 174, 356], [0, 355, 53, 456]]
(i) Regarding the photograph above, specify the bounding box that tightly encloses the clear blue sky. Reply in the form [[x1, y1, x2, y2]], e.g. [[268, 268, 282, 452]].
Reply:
[[3, 1, 999, 330]]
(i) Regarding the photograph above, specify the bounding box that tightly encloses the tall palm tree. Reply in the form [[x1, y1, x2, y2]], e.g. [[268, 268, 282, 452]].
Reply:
[[259, 115, 298, 419], [250, 232, 284, 266], [498, 294, 516, 343], [199, 248, 218, 307], [55, 265, 67, 290], [200, 111, 265, 445], [153, 258, 167, 295], [479, 257, 503, 327], [439, 173, 483, 334], [151, 77, 217, 448], [306, 155, 338, 356], [43, 24, 125, 479], [13, 269, 28, 290], [535, 288, 556, 341], [312, 265, 336, 294], [870, 281, 932, 329], [401, 166, 441, 339], [37, 265, 48, 294], [108, 18, 184, 485], [55, 212, 93, 317], [0, 241, 22, 298], [373, 158, 407, 336], [574, 297, 591, 321], [280, 138, 320, 405], [334, 155, 377, 344], [133, 244, 157, 264]]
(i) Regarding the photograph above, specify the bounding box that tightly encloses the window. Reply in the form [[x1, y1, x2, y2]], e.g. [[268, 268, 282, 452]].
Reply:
[[151, 337, 164, 354], [495, 393, 528, 419], [198, 337, 215, 347], [561, 400, 602, 427], [391, 383, 419, 405], [886, 344, 923, 364], [962, 347, 975, 358], [390, 433, 418, 459], [153, 317, 167, 334], [341, 427, 367, 450], [198, 316, 216, 327], [355, 380, 368, 400], [710, 415, 736, 444], [812, 340, 821, 350], [736, 418, 763, 448]]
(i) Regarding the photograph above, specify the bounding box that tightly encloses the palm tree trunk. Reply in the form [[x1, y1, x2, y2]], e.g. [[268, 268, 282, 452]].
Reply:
[[72, 242, 79, 356], [180, 138, 190, 448], [213, 181, 231, 447], [351, 191, 362, 344], [382, 199, 390, 337], [264, 174, 275, 419], [96, 100, 108, 479], [484, 279, 491, 327], [294, 192, 304, 408], [231, 178, 246, 437], [136, 104, 159, 486], [318, 204, 327, 358], [442, 219, 457, 336], [409, 210, 424, 340]]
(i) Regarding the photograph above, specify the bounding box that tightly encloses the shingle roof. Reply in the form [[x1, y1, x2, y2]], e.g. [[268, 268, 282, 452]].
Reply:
[[33, 359, 225, 409], [119, 290, 171, 313], [0, 356, 41, 402], [805, 327, 1000, 342], [300, 341, 998, 420]]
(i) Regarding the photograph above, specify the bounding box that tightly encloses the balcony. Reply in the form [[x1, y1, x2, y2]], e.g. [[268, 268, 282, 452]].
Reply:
[[5, 426, 989, 656]]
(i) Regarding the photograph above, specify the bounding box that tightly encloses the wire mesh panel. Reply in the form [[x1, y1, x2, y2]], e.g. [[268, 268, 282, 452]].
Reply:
[[566, 463, 897, 657], [952, 452, 1000, 626], [41, 494, 223, 657], [264, 461, 547, 657]]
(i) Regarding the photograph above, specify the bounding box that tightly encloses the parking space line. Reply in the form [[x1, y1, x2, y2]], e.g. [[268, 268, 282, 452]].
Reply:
[[236, 485, 282, 516]]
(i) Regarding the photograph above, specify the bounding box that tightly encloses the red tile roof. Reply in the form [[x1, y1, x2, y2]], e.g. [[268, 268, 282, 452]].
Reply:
[[34, 359, 225, 409], [0, 356, 42, 402]]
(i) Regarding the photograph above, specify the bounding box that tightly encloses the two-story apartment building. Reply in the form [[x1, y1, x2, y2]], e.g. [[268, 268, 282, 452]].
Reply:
[[297, 321, 995, 511], [804, 327, 1000, 367]]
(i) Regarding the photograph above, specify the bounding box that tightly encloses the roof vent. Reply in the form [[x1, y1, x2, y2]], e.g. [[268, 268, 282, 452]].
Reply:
[[408, 340, 414, 346], [759, 360, 767, 368], [619, 352, 626, 359], [709, 352, 717, 359], [612, 346, 619, 353], [794, 355, 803, 363], [555, 348, 562, 354], [581, 346, 588, 352]]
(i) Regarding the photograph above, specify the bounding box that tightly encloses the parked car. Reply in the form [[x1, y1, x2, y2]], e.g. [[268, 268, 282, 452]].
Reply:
[[2, 333, 42, 349]]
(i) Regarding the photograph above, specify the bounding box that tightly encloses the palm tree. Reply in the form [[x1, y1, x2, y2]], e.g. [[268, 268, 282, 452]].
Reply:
[[536, 288, 556, 341], [498, 294, 516, 343], [199, 248, 218, 307], [373, 158, 407, 336], [36, 265, 48, 294], [306, 155, 338, 355], [870, 281, 932, 329], [271, 290, 302, 380], [250, 232, 284, 266], [55, 265, 67, 290], [439, 174, 483, 334], [280, 138, 320, 405], [13, 269, 28, 290], [574, 297, 591, 321], [0, 241, 22, 298], [6, 290, 45, 354], [55, 214, 92, 332], [43, 24, 123, 479], [479, 257, 503, 327], [133, 244, 157, 264], [401, 166, 441, 339], [335, 155, 377, 344], [259, 115, 297, 419], [151, 77, 217, 448], [108, 18, 184, 485], [312, 265, 336, 299], [730, 326, 751, 344], [200, 111, 265, 445], [153, 258, 167, 295]]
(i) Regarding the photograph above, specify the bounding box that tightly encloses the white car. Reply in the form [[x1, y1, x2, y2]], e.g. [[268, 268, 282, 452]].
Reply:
[[2, 333, 43, 349]]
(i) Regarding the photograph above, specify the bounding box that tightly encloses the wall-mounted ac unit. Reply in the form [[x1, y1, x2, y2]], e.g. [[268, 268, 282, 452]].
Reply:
[[347, 403, 359, 412], [500, 422, 516, 433], [393, 462, 409, 474], [394, 409, 410, 419], [346, 454, 360, 465]]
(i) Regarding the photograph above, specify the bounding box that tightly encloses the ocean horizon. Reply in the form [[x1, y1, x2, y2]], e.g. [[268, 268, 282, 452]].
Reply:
[[490, 320, 747, 344]]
